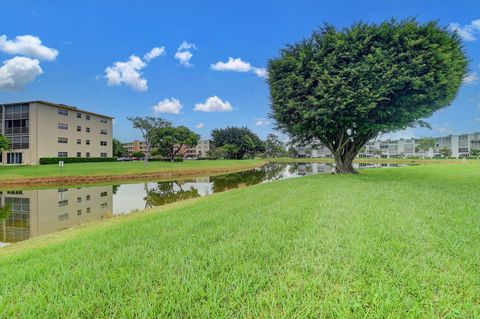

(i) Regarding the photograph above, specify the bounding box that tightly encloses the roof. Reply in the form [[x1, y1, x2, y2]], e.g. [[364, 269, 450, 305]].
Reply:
[[1, 100, 114, 119]]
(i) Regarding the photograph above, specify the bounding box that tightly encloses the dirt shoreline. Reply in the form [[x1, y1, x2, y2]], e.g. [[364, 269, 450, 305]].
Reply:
[[0, 162, 267, 189]]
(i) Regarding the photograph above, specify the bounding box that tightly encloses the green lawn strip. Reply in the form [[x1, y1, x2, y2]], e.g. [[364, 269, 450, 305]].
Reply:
[[0, 159, 264, 180], [269, 157, 473, 165], [0, 162, 479, 317]]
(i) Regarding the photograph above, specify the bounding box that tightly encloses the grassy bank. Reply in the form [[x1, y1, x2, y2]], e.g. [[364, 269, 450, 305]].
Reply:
[[269, 156, 472, 164], [1, 162, 479, 317], [0, 160, 265, 188]]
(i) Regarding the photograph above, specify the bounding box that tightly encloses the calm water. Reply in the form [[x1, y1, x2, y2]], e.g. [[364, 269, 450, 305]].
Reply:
[[0, 162, 410, 245]]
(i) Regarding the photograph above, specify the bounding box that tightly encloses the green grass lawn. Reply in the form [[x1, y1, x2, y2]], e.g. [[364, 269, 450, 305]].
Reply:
[[0, 159, 264, 180], [1, 162, 479, 317]]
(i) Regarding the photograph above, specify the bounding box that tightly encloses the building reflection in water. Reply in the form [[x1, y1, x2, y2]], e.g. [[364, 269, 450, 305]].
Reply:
[[0, 186, 113, 244]]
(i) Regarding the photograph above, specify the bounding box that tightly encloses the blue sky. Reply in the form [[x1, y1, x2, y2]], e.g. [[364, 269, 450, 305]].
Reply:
[[0, 0, 479, 141]]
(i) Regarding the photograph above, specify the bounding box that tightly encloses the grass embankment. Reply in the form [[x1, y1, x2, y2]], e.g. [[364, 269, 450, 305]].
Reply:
[[1, 162, 480, 317], [0, 159, 265, 188], [269, 156, 471, 165]]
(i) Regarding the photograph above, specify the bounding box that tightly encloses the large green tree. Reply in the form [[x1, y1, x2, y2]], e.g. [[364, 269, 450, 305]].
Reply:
[[127, 116, 171, 164], [264, 133, 287, 158], [415, 137, 436, 157], [268, 19, 467, 173], [112, 138, 127, 157], [153, 125, 200, 161], [211, 126, 264, 159]]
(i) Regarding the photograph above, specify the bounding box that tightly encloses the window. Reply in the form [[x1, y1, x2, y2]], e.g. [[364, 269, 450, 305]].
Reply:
[[100, 141, 107, 146], [58, 188, 68, 193], [86, 207, 91, 213], [58, 137, 68, 144], [58, 109, 68, 116], [58, 213, 69, 221], [86, 115, 90, 120], [100, 129, 107, 135], [77, 152, 81, 158], [100, 152, 107, 158], [100, 118, 108, 124], [58, 199, 68, 207], [58, 123, 68, 130], [86, 127, 90, 133], [77, 197, 82, 203], [86, 140, 90, 145], [77, 126, 81, 132], [77, 139, 81, 145], [100, 191, 107, 197], [86, 195, 90, 201], [86, 152, 90, 158], [58, 152, 68, 157], [101, 203, 108, 208], [77, 113, 82, 119], [77, 209, 82, 216]]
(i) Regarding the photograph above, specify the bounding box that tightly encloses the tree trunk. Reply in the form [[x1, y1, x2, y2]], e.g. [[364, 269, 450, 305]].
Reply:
[[333, 153, 358, 174]]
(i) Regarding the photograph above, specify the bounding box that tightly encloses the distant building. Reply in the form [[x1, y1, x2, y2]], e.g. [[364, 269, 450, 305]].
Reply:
[[0, 100, 113, 165], [174, 139, 212, 159], [122, 139, 148, 155], [310, 132, 480, 158]]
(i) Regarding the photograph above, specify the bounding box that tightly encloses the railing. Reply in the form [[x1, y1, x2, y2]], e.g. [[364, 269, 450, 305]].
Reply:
[[4, 127, 29, 134], [4, 112, 29, 120], [10, 143, 29, 149]]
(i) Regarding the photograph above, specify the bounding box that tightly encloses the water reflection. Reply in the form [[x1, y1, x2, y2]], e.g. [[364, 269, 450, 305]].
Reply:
[[0, 162, 411, 245]]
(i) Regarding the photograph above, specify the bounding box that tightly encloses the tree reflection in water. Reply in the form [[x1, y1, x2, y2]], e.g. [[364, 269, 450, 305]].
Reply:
[[144, 181, 200, 208], [211, 163, 287, 192]]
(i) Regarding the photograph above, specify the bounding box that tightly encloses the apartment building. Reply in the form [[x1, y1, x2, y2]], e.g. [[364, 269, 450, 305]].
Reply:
[[0, 101, 113, 165], [309, 132, 480, 158], [174, 139, 212, 159], [122, 139, 148, 155], [0, 186, 112, 243]]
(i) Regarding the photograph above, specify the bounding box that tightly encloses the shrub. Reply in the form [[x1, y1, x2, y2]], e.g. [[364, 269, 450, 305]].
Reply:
[[40, 157, 117, 164]]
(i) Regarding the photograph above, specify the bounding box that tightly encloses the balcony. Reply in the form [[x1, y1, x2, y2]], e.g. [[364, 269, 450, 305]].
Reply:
[[4, 112, 29, 120], [4, 127, 29, 135], [10, 143, 29, 149]]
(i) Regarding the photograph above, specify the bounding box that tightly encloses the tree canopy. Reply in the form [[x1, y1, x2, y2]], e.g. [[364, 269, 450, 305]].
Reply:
[[268, 19, 467, 173], [112, 138, 127, 157], [211, 126, 264, 159], [264, 133, 287, 158], [127, 116, 171, 164], [0, 135, 10, 152], [153, 125, 200, 161]]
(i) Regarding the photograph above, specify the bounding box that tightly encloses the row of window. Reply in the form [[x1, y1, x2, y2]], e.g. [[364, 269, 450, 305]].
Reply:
[[58, 109, 108, 123], [58, 204, 108, 221], [58, 123, 108, 135], [57, 137, 108, 146], [58, 152, 108, 158], [57, 192, 108, 207]]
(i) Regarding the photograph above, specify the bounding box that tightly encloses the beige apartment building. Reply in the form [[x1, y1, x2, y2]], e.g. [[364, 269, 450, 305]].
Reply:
[[0, 101, 113, 165], [122, 139, 148, 155]]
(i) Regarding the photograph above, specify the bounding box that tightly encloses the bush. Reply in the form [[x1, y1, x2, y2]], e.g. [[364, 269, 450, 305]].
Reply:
[[40, 157, 117, 164]]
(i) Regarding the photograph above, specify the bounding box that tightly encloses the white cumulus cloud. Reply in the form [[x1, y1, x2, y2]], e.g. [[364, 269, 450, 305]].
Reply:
[[211, 57, 252, 72], [0, 34, 58, 61], [475, 117, 480, 123], [153, 98, 182, 114], [144, 46, 166, 62], [194, 96, 233, 112], [463, 72, 479, 85], [211, 57, 267, 78], [255, 119, 270, 126], [195, 122, 204, 129], [105, 55, 147, 91], [449, 19, 480, 42], [178, 41, 197, 51], [0, 56, 43, 91], [104, 46, 164, 92], [175, 41, 196, 67]]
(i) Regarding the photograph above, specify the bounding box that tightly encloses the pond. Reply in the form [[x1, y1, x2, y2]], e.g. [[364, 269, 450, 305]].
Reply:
[[0, 162, 411, 245]]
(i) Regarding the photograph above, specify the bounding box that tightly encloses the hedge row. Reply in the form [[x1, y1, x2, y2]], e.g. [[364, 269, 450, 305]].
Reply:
[[39, 157, 117, 164]]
